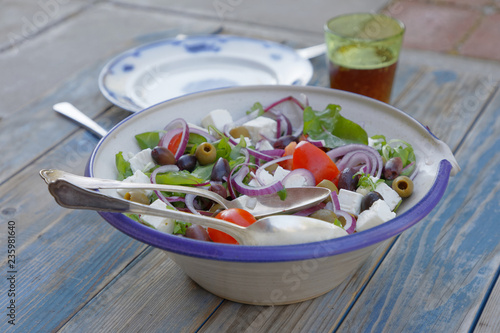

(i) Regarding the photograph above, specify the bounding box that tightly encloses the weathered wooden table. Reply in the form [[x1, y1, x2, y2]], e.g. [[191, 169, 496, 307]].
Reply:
[[1, 1, 500, 332]]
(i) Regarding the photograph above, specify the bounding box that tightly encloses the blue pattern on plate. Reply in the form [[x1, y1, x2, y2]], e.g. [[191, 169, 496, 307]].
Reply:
[[122, 64, 134, 72], [270, 53, 282, 61], [184, 41, 221, 53]]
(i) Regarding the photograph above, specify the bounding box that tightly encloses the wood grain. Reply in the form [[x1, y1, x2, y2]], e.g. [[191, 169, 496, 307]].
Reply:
[[394, 67, 498, 150], [0, 0, 93, 51], [0, 108, 139, 332], [198, 240, 396, 333], [475, 269, 500, 333], [0, 3, 218, 184], [1, 1, 499, 332], [0, 208, 147, 333], [336, 87, 500, 332], [59, 248, 223, 332]]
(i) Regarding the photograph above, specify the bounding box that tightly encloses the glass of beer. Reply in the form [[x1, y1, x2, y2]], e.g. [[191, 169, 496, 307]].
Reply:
[[324, 13, 405, 103]]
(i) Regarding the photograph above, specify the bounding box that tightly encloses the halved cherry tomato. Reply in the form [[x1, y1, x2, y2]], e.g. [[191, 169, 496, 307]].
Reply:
[[278, 141, 297, 170], [208, 208, 257, 244], [292, 141, 340, 185], [167, 132, 183, 155]]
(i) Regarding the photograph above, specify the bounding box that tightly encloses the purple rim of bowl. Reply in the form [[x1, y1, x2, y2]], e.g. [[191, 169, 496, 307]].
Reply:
[[86, 86, 453, 263]]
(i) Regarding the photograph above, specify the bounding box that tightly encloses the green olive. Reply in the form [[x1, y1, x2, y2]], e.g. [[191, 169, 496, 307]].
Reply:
[[229, 126, 250, 138], [124, 190, 150, 205], [392, 176, 414, 198], [265, 163, 278, 173], [309, 209, 338, 224], [195, 142, 217, 165], [316, 179, 339, 194]]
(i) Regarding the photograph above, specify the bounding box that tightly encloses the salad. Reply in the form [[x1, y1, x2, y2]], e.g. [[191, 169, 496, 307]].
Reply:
[[114, 95, 417, 245]]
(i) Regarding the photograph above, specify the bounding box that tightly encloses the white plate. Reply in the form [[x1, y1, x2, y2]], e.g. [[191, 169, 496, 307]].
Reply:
[[98, 35, 313, 112]]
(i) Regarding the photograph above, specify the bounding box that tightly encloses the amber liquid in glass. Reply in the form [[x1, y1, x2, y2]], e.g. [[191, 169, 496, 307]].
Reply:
[[328, 45, 398, 103]]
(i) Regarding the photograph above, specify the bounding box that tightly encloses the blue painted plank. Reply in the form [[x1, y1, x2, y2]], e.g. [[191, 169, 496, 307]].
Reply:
[[0, 209, 147, 332], [337, 85, 500, 332], [394, 68, 497, 150]]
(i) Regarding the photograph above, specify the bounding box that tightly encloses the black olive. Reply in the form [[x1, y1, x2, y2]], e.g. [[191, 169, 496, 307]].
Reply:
[[337, 168, 360, 191], [360, 191, 384, 212], [383, 157, 403, 180], [185, 225, 211, 241], [209, 183, 228, 198], [193, 196, 212, 211], [151, 146, 176, 165], [176, 154, 197, 172], [273, 135, 297, 149], [210, 158, 230, 182]]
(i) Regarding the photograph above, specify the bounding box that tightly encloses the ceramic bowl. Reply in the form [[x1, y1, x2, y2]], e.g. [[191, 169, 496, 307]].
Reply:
[[86, 85, 459, 305]]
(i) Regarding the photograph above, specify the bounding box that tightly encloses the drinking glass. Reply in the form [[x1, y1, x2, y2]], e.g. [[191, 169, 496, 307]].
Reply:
[[325, 13, 405, 103]]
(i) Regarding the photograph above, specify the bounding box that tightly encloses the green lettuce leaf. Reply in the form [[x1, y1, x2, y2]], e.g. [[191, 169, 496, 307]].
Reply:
[[191, 163, 214, 181], [152, 170, 205, 185], [135, 132, 160, 149], [115, 152, 133, 180], [303, 104, 368, 148], [173, 221, 192, 235]]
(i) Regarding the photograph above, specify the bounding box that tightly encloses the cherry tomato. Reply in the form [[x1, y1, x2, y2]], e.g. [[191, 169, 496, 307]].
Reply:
[[208, 208, 257, 244], [292, 141, 340, 185], [278, 141, 297, 170], [167, 132, 183, 155]]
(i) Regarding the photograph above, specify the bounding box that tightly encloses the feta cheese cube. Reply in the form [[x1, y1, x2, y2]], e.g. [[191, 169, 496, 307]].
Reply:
[[201, 109, 233, 131], [233, 136, 253, 147], [338, 189, 364, 216], [242, 117, 277, 142], [255, 139, 274, 151], [122, 152, 134, 161], [273, 166, 291, 182], [128, 148, 155, 173], [375, 182, 402, 211], [116, 170, 153, 197], [248, 169, 274, 187], [356, 187, 370, 196], [140, 199, 175, 234], [356, 199, 396, 232]]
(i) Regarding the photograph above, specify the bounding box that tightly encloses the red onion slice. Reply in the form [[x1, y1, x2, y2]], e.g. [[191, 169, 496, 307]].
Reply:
[[150, 165, 180, 204], [158, 118, 189, 160], [335, 210, 356, 234], [184, 193, 200, 215], [330, 191, 341, 211], [188, 126, 217, 142], [306, 138, 325, 148], [264, 95, 305, 112], [282, 169, 315, 187], [327, 144, 383, 178], [258, 155, 292, 172], [250, 149, 285, 165], [231, 164, 284, 197]]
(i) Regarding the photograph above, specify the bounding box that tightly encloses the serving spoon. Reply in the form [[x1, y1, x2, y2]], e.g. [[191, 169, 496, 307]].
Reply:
[[40, 169, 331, 218], [46, 179, 347, 246]]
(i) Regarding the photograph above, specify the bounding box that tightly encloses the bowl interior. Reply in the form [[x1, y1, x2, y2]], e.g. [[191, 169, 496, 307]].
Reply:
[[88, 85, 458, 262]]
